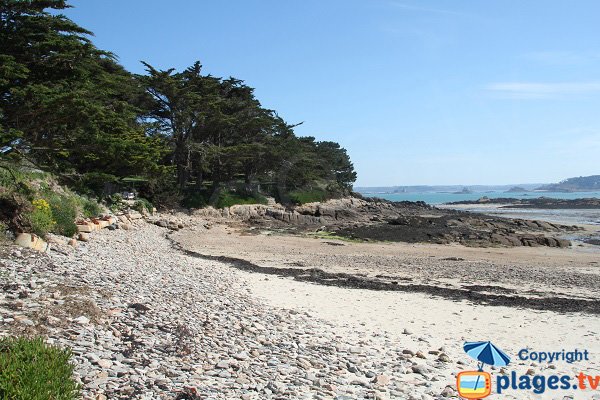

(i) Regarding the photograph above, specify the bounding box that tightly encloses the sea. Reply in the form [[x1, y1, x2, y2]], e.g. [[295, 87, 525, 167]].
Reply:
[[359, 191, 600, 205], [357, 190, 600, 227]]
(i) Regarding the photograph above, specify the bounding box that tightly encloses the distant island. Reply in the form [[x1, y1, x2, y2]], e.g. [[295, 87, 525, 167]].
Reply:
[[505, 186, 529, 193], [453, 187, 472, 194], [357, 175, 600, 195], [536, 175, 600, 192]]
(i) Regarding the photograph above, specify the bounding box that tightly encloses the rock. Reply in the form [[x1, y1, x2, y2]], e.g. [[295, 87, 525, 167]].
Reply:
[[68, 238, 78, 247], [127, 211, 143, 220], [77, 223, 94, 233], [437, 353, 451, 363], [73, 316, 90, 325], [411, 365, 430, 377], [14, 233, 50, 252], [78, 232, 89, 242], [233, 352, 248, 361], [120, 223, 132, 230], [373, 374, 391, 386], [96, 359, 112, 369]]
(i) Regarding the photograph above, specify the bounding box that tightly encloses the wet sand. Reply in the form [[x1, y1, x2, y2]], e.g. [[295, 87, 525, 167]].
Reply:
[[173, 224, 600, 311], [173, 222, 600, 399]]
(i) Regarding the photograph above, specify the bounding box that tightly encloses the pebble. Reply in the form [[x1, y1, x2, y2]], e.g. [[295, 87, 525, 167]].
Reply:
[[0, 221, 518, 399]]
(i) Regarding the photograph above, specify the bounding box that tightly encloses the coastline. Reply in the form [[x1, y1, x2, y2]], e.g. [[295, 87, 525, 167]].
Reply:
[[2, 203, 600, 399]]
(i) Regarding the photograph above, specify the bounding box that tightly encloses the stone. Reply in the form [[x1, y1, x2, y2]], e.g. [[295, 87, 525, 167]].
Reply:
[[373, 374, 391, 386], [78, 232, 90, 242], [73, 316, 90, 325], [97, 359, 112, 369], [14, 233, 49, 252]]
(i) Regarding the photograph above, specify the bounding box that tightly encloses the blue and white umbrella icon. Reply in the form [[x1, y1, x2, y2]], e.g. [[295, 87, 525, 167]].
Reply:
[[464, 341, 511, 369], [462, 341, 511, 396]]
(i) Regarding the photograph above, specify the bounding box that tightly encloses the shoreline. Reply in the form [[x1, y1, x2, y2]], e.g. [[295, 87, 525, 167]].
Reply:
[[170, 232, 600, 315], [1, 216, 599, 399]]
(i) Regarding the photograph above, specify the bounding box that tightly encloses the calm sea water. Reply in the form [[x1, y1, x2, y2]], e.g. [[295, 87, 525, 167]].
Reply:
[[362, 191, 600, 205]]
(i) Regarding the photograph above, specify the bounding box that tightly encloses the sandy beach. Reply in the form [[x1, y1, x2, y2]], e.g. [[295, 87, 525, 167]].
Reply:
[[173, 219, 600, 399], [0, 210, 598, 399]]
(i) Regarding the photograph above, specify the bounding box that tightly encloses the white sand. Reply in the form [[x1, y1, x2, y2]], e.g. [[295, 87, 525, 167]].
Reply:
[[237, 270, 600, 399]]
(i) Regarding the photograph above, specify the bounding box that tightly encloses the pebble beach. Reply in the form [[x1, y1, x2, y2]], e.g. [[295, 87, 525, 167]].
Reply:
[[1, 217, 599, 399]]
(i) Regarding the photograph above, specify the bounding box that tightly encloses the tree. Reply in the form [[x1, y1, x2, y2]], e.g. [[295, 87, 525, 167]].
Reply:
[[0, 0, 167, 191]]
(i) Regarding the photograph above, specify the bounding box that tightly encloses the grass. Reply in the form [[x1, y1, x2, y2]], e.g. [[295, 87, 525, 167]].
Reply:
[[0, 337, 80, 400], [287, 188, 328, 205], [216, 190, 268, 208], [183, 189, 268, 209]]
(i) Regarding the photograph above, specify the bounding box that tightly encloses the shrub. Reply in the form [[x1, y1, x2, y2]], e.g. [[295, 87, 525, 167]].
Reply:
[[106, 193, 124, 213], [181, 192, 208, 209], [214, 190, 268, 209], [0, 337, 80, 400], [287, 188, 328, 205], [46, 195, 78, 237], [133, 198, 153, 214], [27, 199, 55, 237], [81, 198, 102, 218]]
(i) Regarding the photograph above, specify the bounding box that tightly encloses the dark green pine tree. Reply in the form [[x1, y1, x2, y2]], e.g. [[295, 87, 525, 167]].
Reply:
[[0, 0, 167, 190]]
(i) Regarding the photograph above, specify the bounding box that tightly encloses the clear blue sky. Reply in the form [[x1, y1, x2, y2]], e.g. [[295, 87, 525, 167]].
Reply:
[[64, 0, 600, 186]]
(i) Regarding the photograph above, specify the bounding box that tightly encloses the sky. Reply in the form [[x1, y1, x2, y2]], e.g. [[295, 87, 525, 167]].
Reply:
[[64, 0, 600, 187]]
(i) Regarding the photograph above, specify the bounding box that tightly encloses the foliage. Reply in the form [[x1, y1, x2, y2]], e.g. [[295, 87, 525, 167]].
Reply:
[[0, 337, 80, 400], [0, 0, 168, 185], [46, 194, 78, 237], [1, 1, 356, 209], [287, 188, 329, 205], [214, 190, 268, 209], [133, 198, 153, 214], [106, 193, 124, 213], [81, 197, 102, 218], [181, 192, 208, 209], [27, 198, 55, 237]]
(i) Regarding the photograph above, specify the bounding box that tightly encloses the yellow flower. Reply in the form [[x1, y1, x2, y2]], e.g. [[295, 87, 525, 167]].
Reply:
[[32, 199, 51, 212]]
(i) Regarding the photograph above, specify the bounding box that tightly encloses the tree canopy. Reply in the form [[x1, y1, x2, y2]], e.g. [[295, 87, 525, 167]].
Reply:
[[1, 0, 356, 207]]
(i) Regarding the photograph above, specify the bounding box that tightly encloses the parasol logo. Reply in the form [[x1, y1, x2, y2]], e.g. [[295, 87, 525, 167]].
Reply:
[[457, 341, 511, 398]]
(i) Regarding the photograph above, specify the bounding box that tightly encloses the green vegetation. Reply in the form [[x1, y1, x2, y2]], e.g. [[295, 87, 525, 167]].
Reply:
[[215, 190, 268, 209], [133, 198, 153, 214], [45, 194, 78, 237], [1, 0, 356, 212], [0, 163, 102, 237], [26, 199, 55, 237], [0, 337, 80, 400], [288, 188, 328, 205], [81, 197, 102, 219]]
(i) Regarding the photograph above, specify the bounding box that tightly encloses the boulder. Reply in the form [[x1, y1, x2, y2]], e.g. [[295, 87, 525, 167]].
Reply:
[[77, 223, 94, 233], [127, 211, 143, 220], [14, 233, 50, 252], [78, 232, 89, 242]]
